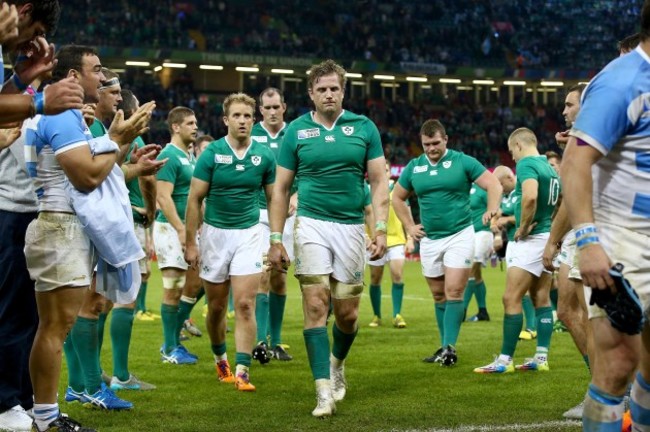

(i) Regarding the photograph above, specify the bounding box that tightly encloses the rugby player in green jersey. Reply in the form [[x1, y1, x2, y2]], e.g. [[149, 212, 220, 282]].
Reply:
[[492, 166, 538, 341], [392, 119, 502, 367], [154, 107, 199, 365], [267, 59, 389, 417], [251, 87, 294, 362], [475, 127, 559, 374], [463, 183, 493, 322], [185, 93, 276, 392]]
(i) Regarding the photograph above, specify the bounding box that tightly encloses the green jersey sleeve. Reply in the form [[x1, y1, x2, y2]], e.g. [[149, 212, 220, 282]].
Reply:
[[277, 128, 298, 172], [397, 160, 414, 192], [365, 119, 384, 161], [461, 154, 487, 182], [193, 146, 216, 184], [157, 150, 178, 184]]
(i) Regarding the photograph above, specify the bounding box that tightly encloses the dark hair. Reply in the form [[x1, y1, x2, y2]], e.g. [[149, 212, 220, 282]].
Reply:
[[567, 83, 587, 97], [195, 135, 214, 145], [618, 32, 641, 53], [51, 45, 97, 82], [118, 89, 138, 118], [259, 87, 284, 105], [167, 106, 195, 133], [10, 0, 61, 35], [643, 0, 650, 41], [420, 119, 446, 137]]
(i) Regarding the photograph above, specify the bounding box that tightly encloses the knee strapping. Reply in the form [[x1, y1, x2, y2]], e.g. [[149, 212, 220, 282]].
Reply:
[[162, 276, 186, 290], [332, 281, 364, 300], [297, 274, 330, 291]]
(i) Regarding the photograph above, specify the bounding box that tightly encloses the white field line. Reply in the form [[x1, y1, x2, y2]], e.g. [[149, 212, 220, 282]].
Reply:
[[386, 419, 581, 432]]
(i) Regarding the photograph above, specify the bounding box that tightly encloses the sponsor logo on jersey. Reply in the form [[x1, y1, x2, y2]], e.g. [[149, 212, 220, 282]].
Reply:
[[325, 135, 335, 142], [215, 154, 233, 164], [443, 161, 452, 169], [179, 157, 191, 166], [511, 196, 518, 203], [470, 187, 476, 194], [251, 155, 262, 166], [270, 142, 278, 148], [430, 170, 438, 176], [342, 126, 354, 136], [252, 136, 268, 143], [236, 164, 245, 171], [413, 165, 428, 174], [297, 128, 320, 139]]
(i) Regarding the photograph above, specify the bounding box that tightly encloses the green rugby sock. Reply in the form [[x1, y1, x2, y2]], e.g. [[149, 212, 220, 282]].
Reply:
[[228, 290, 234, 313], [369, 284, 382, 317], [255, 293, 269, 343], [136, 282, 148, 313], [442, 300, 464, 346], [161, 303, 179, 353], [71, 317, 102, 394], [63, 333, 85, 392], [501, 313, 523, 357], [391, 282, 404, 317], [304, 327, 330, 380], [535, 306, 554, 352], [550, 288, 559, 311], [332, 323, 358, 361], [269, 292, 286, 347], [435, 302, 446, 344], [97, 312, 108, 355], [111, 308, 134, 381], [475, 281, 487, 309], [522, 295, 537, 331], [177, 296, 196, 336], [235, 352, 252, 368], [211, 343, 227, 357], [462, 279, 476, 309]]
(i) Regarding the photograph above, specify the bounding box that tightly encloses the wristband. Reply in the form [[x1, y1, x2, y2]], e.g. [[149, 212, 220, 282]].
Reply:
[[34, 92, 45, 115], [270, 232, 283, 244], [575, 224, 597, 240], [375, 220, 387, 233], [576, 236, 600, 249], [11, 74, 28, 92]]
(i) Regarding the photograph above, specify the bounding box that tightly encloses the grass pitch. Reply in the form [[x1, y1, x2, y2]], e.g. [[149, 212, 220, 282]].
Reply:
[[59, 261, 585, 432]]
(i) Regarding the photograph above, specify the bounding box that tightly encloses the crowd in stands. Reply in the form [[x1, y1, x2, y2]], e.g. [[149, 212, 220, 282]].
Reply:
[[57, 0, 640, 69]]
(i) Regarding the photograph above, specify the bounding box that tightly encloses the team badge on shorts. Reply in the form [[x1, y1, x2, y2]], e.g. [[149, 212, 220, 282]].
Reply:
[[251, 155, 261, 166], [342, 126, 354, 136], [443, 161, 452, 169]]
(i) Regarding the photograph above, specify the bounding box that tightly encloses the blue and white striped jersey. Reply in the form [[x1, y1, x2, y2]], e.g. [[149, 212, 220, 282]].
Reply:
[[571, 46, 650, 234], [24, 109, 93, 212]]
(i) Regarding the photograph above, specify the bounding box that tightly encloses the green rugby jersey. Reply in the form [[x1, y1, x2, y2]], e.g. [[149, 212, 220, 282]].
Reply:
[[193, 137, 276, 229], [470, 183, 490, 232], [398, 149, 485, 240], [278, 110, 384, 224], [155, 144, 195, 224], [500, 190, 517, 241], [251, 122, 285, 209], [89, 117, 107, 138], [126, 136, 146, 223], [514, 155, 560, 235]]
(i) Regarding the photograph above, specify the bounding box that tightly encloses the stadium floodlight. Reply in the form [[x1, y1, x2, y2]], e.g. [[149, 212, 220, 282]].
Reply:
[[472, 79, 495, 85], [503, 80, 526, 86], [490, 87, 499, 92], [236, 66, 259, 72], [439, 78, 461, 84], [526, 88, 533, 92], [199, 65, 224, 70], [456, 85, 474, 90], [540, 80, 564, 87], [163, 62, 187, 68], [380, 82, 399, 87], [345, 73, 363, 78], [153, 66, 163, 72], [351, 81, 366, 86], [373, 74, 395, 80], [421, 84, 432, 89], [125, 61, 150, 67], [111, 68, 126, 73], [271, 68, 294, 74], [406, 76, 428, 82]]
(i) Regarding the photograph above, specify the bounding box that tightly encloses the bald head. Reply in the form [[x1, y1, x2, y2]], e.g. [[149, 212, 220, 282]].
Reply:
[[493, 165, 516, 194]]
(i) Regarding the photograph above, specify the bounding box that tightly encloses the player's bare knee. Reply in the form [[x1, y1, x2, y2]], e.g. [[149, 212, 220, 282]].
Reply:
[[235, 298, 255, 319]]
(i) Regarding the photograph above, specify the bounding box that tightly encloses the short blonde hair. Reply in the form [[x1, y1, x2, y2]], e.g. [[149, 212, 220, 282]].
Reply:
[[223, 93, 256, 116], [508, 127, 537, 148]]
